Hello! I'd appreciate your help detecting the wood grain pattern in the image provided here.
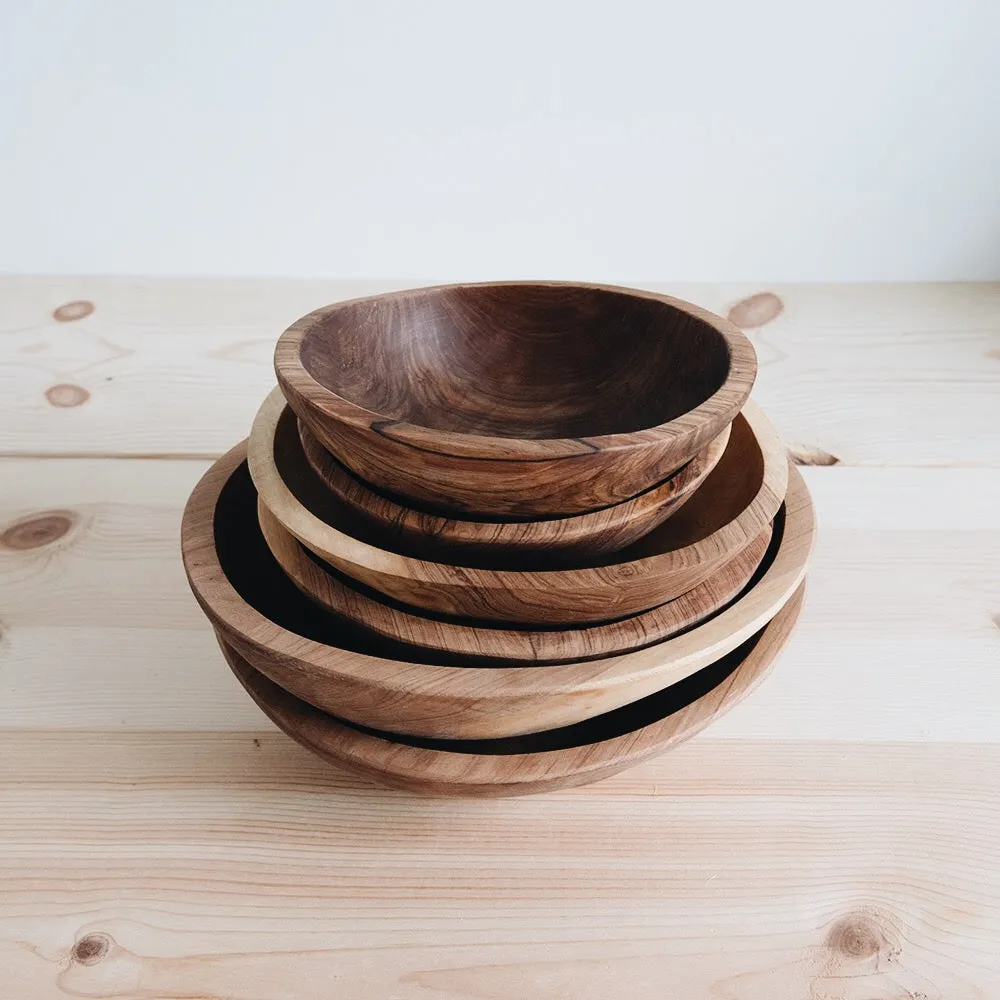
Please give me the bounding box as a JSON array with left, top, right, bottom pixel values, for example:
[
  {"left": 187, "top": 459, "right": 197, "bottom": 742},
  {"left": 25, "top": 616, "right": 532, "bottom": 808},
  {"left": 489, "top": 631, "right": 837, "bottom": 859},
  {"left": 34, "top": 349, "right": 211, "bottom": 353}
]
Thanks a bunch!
[
  {"left": 182, "top": 443, "right": 811, "bottom": 739},
  {"left": 258, "top": 499, "right": 772, "bottom": 666},
  {"left": 251, "top": 389, "right": 788, "bottom": 623},
  {"left": 220, "top": 586, "right": 804, "bottom": 796},
  {"left": 4, "top": 278, "right": 1000, "bottom": 1000},
  {"left": 298, "top": 418, "right": 731, "bottom": 561},
  {"left": 4, "top": 735, "right": 1000, "bottom": 998},
  {"left": 275, "top": 282, "right": 757, "bottom": 516}
]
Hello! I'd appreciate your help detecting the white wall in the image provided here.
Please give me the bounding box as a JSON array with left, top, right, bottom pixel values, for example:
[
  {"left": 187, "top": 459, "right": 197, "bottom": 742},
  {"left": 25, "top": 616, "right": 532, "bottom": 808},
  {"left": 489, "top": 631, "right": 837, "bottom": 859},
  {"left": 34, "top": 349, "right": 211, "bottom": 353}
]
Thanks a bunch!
[{"left": 2, "top": 0, "right": 999, "bottom": 281}]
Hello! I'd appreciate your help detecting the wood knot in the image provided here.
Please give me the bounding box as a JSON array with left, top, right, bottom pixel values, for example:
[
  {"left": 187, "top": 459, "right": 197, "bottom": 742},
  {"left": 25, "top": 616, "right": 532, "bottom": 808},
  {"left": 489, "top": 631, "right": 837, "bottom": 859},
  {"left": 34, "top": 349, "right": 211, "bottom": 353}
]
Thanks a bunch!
[
  {"left": 727, "top": 291, "right": 784, "bottom": 329},
  {"left": 53, "top": 300, "right": 95, "bottom": 322},
  {"left": 73, "top": 933, "right": 111, "bottom": 965},
  {"left": 45, "top": 383, "right": 91, "bottom": 408},
  {"left": 826, "top": 914, "right": 885, "bottom": 959},
  {"left": 614, "top": 562, "right": 641, "bottom": 579},
  {"left": 1, "top": 511, "right": 76, "bottom": 550},
  {"left": 788, "top": 444, "right": 840, "bottom": 466}
]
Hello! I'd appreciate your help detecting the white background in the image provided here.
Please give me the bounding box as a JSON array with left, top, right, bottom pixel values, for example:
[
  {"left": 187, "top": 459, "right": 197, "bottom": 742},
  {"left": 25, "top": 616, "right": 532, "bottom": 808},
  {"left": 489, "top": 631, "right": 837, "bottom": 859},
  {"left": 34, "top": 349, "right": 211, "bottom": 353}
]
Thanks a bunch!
[{"left": 2, "top": 0, "right": 999, "bottom": 281}]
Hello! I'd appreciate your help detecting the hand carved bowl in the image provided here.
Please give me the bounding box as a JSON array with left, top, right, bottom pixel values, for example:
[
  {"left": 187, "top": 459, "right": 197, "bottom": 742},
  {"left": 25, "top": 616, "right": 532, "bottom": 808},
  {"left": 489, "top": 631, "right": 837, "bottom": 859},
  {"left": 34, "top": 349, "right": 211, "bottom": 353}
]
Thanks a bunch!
[
  {"left": 180, "top": 443, "right": 812, "bottom": 739},
  {"left": 218, "top": 585, "right": 804, "bottom": 797},
  {"left": 248, "top": 389, "right": 788, "bottom": 625},
  {"left": 296, "top": 418, "right": 730, "bottom": 562},
  {"left": 257, "top": 499, "right": 772, "bottom": 666},
  {"left": 274, "top": 282, "right": 757, "bottom": 518}
]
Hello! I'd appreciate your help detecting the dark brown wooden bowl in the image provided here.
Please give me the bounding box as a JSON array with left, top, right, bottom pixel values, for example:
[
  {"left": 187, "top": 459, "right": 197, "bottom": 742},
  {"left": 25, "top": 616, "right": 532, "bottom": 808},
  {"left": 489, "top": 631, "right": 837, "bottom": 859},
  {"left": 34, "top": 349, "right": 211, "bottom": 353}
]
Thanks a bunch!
[
  {"left": 258, "top": 498, "right": 772, "bottom": 666},
  {"left": 296, "top": 418, "right": 731, "bottom": 562},
  {"left": 217, "top": 585, "right": 804, "bottom": 797},
  {"left": 249, "top": 389, "right": 788, "bottom": 624},
  {"left": 274, "top": 282, "right": 757, "bottom": 518},
  {"left": 181, "top": 442, "right": 813, "bottom": 739}
]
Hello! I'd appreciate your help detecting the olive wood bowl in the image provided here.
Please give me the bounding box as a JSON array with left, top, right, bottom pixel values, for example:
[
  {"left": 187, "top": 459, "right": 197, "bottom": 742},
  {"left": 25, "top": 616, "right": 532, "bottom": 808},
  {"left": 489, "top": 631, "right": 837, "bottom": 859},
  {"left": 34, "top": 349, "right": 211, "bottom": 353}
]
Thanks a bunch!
[
  {"left": 249, "top": 390, "right": 787, "bottom": 624},
  {"left": 181, "top": 443, "right": 812, "bottom": 739},
  {"left": 297, "top": 418, "right": 730, "bottom": 561},
  {"left": 258, "top": 499, "right": 772, "bottom": 666},
  {"left": 218, "top": 586, "right": 804, "bottom": 797},
  {"left": 274, "top": 282, "right": 756, "bottom": 517}
]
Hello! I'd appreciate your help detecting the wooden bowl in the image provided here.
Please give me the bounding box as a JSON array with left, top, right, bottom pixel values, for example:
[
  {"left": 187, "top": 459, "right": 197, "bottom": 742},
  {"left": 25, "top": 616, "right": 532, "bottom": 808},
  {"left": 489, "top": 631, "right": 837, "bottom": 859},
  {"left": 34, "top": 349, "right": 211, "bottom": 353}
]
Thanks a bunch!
[
  {"left": 181, "top": 443, "right": 812, "bottom": 739},
  {"left": 249, "top": 390, "right": 788, "bottom": 624},
  {"left": 297, "top": 418, "right": 731, "bottom": 562},
  {"left": 218, "top": 586, "right": 804, "bottom": 797},
  {"left": 274, "top": 282, "right": 757, "bottom": 518},
  {"left": 258, "top": 499, "right": 772, "bottom": 666}
]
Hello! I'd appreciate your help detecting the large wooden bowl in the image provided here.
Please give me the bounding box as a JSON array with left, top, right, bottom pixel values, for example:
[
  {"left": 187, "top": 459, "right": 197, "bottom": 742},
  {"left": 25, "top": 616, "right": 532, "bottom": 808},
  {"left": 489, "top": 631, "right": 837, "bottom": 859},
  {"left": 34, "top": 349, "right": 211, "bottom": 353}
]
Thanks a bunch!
[
  {"left": 219, "top": 586, "right": 803, "bottom": 797},
  {"left": 297, "top": 418, "right": 730, "bottom": 562},
  {"left": 258, "top": 499, "right": 772, "bottom": 666},
  {"left": 249, "top": 391, "right": 787, "bottom": 624},
  {"left": 181, "top": 443, "right": 813, "bottom": 739},
  {"left": 274, "top": 282, "right": 757, "bottom": 518}
]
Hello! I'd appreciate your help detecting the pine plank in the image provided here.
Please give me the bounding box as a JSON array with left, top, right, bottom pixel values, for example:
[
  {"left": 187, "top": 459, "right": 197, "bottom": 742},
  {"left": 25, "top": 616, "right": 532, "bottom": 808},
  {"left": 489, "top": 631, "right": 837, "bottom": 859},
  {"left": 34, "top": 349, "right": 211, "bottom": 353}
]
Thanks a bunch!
[{"left": 2, "top": 735, "right": 998, "bottom": 997}]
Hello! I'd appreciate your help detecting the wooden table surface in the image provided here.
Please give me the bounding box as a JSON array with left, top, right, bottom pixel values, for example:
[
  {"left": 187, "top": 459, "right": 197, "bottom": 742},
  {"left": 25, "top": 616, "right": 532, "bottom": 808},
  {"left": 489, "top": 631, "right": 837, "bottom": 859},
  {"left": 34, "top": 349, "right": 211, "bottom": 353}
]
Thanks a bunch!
[{"left": 2, "top": 278, "right": 999, "bottom": 998}]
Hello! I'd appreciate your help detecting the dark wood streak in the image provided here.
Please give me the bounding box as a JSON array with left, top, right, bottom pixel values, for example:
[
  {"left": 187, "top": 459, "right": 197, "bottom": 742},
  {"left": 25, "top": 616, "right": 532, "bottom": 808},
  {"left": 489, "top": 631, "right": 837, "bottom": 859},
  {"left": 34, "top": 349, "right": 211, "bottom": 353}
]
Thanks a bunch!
[
  {"left": 297, "top": 412, "right": 731, "bottom": 562},
  {"left": 275, "top": 282, "right": 757, "bottom": 516},
  {"left": 248, "top": 389, "right": 789, "bottom": 624}
]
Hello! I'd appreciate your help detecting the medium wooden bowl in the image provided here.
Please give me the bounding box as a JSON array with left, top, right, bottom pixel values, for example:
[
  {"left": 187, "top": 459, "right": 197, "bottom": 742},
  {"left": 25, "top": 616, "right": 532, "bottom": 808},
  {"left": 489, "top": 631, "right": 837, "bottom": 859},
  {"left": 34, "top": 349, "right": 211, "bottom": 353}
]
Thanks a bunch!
[
  {"left": 296, "top": 419, "right": 731, "bottom": 561},
  {"left": 258, "top": 499, "right": 772, "bottom": 666},
  {"left": 274, "top": 282, "right": 757, "bottom": 518},
  {"left": 219, "top": 586, "right": 804, "bottom": 797},
  {"left": 249, "top": 390, "right": 788, "bottom": 624},
  {"left": 181, "top": 443, "right": 812, "bottom": 739}
]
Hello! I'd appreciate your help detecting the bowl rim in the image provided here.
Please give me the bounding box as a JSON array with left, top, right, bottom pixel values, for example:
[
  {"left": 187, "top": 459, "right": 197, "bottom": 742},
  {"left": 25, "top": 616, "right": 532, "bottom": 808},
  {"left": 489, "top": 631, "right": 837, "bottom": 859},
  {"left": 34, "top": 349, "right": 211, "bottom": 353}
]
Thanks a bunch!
[
  {"left": 217, "top": 587, "right": 804, "bottom": 795},
  {"left": 248, "top": 388, "right": 788, "bottom": 591},
  {"left": 257, "top": 497, "right": 773, "bottom": 667},
  {"left": 181, "top": 441, "right": 811, "bottom": 738},
  {"left": 274, "top": 281, "right": 758, "bottom": 462}
]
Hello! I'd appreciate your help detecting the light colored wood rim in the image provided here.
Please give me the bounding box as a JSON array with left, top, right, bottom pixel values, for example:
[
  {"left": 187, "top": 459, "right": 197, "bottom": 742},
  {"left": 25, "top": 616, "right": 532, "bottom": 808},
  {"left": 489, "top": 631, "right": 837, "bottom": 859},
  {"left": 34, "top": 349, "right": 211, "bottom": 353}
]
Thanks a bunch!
[
  {"left": 182, "top": 442, "right": 812, "bottom": 739},
  {"left": 219, "top": 586, "right": 804, "bottom": 797},
  {"left": 248, "top": 388, "right": 789, "bottom": 624},
  {"left": 274, "top": 281, "right": 757, "bottom": 461},
  {"left": 258, "top": 498, "right": 773, "bottom": 666},
  {"left": 296, "top": 418, "right": 731, "bottom": 556}
]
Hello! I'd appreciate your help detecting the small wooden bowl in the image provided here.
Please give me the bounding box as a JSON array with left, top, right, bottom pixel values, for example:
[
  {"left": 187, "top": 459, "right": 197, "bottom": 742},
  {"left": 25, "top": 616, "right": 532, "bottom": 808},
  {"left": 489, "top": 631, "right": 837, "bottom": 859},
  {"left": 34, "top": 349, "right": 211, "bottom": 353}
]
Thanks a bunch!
[
  {"left": 181, "top": 443, "right": 813, "bottom": 739},
  {"left": 219, "top": 586, "right": 804, "bottom": 797},
  {"left": 275, "top": 282, "right": 757, "bottom": 518},
  {"left": 258, "top": 500, "right": 772, "bottom": 666},
  {"left": 296, "top": 419, "right": 731, "bottom": 562},
  {"left": 249, "top": 390, "right": 788, "bottom": 624}
]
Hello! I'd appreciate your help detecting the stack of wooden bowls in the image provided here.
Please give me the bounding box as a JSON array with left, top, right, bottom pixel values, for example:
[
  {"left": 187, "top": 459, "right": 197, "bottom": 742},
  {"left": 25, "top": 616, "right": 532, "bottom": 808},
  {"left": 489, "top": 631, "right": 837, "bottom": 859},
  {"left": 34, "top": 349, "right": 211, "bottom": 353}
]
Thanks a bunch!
[{"left": 182, "top": 282, "right": 814, "bottom": 796}]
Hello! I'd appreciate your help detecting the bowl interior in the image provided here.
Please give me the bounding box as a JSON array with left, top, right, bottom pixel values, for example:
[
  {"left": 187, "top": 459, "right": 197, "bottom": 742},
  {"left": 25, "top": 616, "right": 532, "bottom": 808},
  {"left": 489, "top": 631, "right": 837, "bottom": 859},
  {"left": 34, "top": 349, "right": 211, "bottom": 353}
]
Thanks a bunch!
[
  {"left": 299, "top": 284, "right": 732, "bottom": 439},
  {"left": 217, "top": 460, "right": 450, "bottom": 664},
  {"left": 271, "top": 405, "right": 762, "bottom": 571}
]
